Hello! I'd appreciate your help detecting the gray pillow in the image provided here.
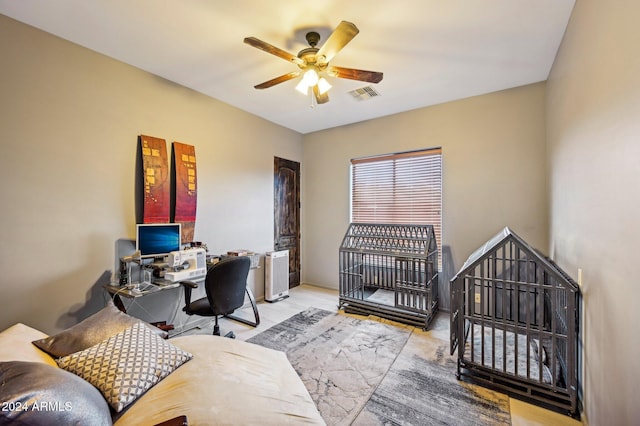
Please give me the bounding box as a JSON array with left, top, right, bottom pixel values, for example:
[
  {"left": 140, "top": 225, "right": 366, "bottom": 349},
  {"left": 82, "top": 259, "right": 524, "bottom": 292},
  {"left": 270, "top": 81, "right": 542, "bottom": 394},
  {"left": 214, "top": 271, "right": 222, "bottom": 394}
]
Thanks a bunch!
[
  {"left": 0, "top": 361, "right": 111, "bottom": 426},
  {"left": 32, "top": 299, "right": 168, "bottom": 358},
  {"left": 57, "top": 323, "right": 192, "bottom": 412}
]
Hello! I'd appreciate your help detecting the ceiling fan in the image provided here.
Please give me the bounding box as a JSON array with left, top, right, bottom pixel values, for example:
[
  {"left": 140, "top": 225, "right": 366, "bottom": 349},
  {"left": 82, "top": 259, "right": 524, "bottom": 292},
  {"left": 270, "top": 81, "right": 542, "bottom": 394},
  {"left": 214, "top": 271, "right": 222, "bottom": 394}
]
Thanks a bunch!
[{"left": 244, "top": 21, "right": 383, "bottom": 105}]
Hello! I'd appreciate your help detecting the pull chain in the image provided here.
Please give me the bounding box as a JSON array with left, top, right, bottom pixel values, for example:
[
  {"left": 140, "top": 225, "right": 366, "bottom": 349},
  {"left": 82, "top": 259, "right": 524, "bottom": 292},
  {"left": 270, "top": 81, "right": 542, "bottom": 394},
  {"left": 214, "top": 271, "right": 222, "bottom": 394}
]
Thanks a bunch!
[{"left": 309, "top": 89, "right": 315, "bottom": 109}]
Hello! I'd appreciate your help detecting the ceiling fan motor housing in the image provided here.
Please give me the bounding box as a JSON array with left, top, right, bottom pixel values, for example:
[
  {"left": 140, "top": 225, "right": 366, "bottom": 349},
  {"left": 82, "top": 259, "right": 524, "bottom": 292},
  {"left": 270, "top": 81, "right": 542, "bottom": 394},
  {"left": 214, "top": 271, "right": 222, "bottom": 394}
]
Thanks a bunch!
[
  {"left": 298, "top": 47, "right": 321, "bottom": 67},
  {"left": 298, "top": 31, "right": 324, "bottom": 68}
]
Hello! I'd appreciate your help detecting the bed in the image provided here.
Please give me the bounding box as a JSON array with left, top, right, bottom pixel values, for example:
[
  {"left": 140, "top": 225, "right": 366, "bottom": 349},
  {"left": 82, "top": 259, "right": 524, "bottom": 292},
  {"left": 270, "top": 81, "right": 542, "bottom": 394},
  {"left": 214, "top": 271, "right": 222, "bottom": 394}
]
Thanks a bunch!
[
  {"left": 0, "top": 301, "right": 325, "bottom": 425},
  {"left": 450, "top": 227, "right": 580, "bottom": 417}
]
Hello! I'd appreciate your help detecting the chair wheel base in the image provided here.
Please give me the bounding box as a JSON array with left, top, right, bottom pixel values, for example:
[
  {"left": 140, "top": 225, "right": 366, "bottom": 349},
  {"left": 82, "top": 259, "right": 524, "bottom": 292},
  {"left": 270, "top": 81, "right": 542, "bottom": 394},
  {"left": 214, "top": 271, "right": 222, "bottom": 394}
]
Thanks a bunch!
[{"left": 213, "top": 324, "right": 235, "bottom": 339}]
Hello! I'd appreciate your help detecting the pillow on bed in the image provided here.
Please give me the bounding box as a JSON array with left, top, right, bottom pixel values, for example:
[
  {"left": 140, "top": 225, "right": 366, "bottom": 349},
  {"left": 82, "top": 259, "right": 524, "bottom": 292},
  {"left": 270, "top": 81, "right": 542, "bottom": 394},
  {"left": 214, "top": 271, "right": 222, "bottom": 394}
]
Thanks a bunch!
[
  {"left": 0, "top": 360, "right": 111, "bottom": 426},
  {"left": 32, "top": 299, "right": 167, "bottom": 358},
  {"left": 56, "top": 322, "right": 192, "bottom": 412}
]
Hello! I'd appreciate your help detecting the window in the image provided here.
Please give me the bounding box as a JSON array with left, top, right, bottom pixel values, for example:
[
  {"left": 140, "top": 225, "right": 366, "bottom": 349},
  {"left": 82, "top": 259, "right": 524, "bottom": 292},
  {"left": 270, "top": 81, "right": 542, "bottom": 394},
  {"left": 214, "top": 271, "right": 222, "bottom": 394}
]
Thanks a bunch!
[{"left": 351, "top": 148, "right": 442, "bottom": 267}]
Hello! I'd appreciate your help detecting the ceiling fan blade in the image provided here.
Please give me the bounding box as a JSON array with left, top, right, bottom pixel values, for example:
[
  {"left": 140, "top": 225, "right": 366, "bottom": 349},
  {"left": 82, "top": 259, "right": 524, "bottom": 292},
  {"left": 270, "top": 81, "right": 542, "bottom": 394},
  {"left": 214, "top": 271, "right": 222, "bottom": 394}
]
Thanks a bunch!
[
  {"left": 244, "top": 37, "right": 305, "bottom": 66},
  {"left": 316, "top": 21, "right": 359, "bottom": 64},
  {"left": 328, "top": 66, "right": 383, "bottom": 84},
  {"left": 254, "top": 71, "right": 301, "bottom": 89},
  {"left": 313, "top": 85, "right": 329, "bottom": 104}
]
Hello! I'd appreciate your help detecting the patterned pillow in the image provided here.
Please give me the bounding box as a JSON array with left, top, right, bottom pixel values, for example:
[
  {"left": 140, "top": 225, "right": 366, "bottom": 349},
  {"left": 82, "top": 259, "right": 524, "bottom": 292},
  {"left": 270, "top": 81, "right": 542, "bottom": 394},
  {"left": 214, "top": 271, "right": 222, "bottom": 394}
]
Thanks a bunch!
[{"left": 56, "top": 323, "right": 192, "bottom": 412}]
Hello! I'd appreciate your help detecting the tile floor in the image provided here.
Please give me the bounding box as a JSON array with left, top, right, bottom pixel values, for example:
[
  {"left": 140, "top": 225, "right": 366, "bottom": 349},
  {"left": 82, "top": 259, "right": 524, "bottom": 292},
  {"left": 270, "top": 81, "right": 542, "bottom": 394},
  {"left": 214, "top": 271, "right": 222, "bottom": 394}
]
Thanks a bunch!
[{"left": 177, "top": 284, "right": 583, "bottom": 426}]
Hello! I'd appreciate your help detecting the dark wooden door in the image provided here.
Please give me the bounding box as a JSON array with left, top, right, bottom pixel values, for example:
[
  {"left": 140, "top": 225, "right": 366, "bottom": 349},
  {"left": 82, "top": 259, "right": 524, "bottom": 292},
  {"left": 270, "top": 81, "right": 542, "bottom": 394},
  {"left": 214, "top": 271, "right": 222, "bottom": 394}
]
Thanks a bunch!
[{"left": 274, "top": 157, "right": 300, "bottom": 288}]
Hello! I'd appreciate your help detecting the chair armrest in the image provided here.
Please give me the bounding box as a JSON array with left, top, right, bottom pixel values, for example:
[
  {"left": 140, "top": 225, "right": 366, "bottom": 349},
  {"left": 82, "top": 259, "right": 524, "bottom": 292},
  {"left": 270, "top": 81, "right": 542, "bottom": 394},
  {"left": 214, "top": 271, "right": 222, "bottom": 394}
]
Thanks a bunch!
[
  {"left": 180, "top": 281, "right": 199, "bottom": 312},
  {"left": 180, "top": 281, "right": 199, "bottom": 289}
]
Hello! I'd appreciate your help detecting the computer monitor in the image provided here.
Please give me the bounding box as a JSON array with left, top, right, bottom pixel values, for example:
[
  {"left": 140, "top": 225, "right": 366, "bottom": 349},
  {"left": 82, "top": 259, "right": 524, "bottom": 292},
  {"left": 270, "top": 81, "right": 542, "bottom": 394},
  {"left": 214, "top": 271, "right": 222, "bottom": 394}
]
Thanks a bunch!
[{"left": 136, "top": 223, "right": 182, "bottom": 258}]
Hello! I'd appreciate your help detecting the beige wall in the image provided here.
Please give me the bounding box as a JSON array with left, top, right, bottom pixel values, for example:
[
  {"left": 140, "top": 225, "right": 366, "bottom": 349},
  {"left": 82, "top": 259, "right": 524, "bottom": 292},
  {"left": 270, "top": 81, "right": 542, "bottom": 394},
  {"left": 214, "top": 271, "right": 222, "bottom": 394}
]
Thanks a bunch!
[
  {"left": 546, "top": 0, "right": 640, "bottom": 424},
  {"left": 302, "top": 82, "right": 549, "bottom": 310},
  {"left": 0, "top": 15, "right": 302, "bottom": 333}
]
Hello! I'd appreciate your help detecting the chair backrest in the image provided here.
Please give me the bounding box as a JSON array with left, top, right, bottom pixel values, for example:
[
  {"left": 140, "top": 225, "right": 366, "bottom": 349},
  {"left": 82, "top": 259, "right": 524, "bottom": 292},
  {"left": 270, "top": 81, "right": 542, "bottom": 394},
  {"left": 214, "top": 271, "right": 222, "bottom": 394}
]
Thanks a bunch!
[{"left": 205, "top": 256, "right": 251, "bottom": 316}]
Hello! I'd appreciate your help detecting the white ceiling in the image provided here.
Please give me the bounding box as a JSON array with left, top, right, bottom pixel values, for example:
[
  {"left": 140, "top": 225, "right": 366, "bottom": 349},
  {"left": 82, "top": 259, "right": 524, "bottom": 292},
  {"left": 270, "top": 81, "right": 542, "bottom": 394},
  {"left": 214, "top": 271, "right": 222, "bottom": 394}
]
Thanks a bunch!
[{"left": 0, "top": 0, "right": 575, "bottom": 134}]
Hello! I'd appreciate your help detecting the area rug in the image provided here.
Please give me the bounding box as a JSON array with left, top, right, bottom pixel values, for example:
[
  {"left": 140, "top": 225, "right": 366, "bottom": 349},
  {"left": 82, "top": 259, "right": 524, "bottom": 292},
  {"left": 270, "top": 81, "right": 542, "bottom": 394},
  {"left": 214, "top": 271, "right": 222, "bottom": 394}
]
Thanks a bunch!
[
  {"left": 352, "top": 331, "right": 512, "bottom": 425},
  {"left": 247, "top": 307, "right": 412, "bottom": 426}
]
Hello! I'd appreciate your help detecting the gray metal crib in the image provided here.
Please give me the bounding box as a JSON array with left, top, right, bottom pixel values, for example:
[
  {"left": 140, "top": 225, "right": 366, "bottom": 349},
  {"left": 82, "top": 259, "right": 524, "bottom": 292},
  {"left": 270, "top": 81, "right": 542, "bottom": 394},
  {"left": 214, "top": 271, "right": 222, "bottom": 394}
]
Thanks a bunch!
[
  {"left": 339, "top": 223, "right": 439, "bottom": 329},
  {"left": 450, "top": 227, "right": 581, "bottom": 417}
]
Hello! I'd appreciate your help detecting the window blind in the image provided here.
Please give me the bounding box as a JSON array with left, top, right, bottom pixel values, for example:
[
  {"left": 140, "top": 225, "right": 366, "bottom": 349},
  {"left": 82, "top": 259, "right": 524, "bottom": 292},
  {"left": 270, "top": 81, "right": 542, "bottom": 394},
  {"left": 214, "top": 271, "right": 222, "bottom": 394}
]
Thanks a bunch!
[{"left": 351, "top": 148, "right": 442, "bottom": 267}]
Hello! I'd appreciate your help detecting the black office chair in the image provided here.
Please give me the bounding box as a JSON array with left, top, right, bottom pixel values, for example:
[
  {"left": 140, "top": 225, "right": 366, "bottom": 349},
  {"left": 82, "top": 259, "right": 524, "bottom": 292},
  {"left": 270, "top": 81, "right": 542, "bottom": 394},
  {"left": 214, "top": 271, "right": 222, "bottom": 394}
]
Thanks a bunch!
[{"left": 181, "top": 256, "right": 258, "bottom": 338}]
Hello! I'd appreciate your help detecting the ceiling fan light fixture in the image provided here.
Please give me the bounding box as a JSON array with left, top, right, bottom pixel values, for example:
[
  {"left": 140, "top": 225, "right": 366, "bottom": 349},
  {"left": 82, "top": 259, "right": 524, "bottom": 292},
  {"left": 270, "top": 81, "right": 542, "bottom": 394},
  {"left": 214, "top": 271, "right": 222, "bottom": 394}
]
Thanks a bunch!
[
  {"left": 296, "top": 67, "right": 328, "bottom": 96},
  {"left": 317, "top": 77, "right": 331, "bottom": 95},
  {"left": 302, "top": 68, "right": 319, "bottom": 86},
  {"left": 295, "top": 79, "right": 309, "bottom": 95}
]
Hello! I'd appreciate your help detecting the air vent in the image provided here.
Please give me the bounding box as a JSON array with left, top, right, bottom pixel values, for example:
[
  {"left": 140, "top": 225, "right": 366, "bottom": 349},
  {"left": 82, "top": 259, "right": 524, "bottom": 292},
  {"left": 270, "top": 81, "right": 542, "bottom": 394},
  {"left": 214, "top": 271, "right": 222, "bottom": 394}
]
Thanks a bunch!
[{"left": 349, "top": 86, "right": 381, "bottom": 101}]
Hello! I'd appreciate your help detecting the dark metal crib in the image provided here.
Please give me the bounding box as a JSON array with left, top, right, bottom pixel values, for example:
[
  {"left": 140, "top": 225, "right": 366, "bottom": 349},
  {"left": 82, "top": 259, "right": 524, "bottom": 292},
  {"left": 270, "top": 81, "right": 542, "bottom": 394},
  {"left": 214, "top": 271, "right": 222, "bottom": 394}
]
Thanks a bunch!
[
  {"left": 339, "top": 223, "right": 439, "bottom": 329},
  {"left": 450, "top": 227, "right": 581, "bottom": 417}
]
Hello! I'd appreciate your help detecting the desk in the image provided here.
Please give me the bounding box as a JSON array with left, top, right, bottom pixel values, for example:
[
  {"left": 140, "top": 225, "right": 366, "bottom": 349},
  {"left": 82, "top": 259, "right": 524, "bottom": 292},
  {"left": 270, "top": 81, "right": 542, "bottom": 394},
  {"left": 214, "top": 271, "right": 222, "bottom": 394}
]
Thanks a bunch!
[
  {"left": 104, "top": 280, "right": 181, "bottom": 299},
  {"left": 104, "top": 277, "right": 260, "bottom": 330},
  {"left": 103, "top": 281, "right": 183, "bottom": 332}
]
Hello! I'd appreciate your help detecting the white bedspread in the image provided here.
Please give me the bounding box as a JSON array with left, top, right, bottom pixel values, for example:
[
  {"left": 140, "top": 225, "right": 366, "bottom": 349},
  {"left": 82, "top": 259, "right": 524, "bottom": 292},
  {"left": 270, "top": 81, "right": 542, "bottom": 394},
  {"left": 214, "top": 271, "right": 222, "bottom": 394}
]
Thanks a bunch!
[
  {"left": 0, "top": 323, "right": 325, "bottom": 425},
  {"left": 115, "top": 334, "right": 325, "bottom": 425}
]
